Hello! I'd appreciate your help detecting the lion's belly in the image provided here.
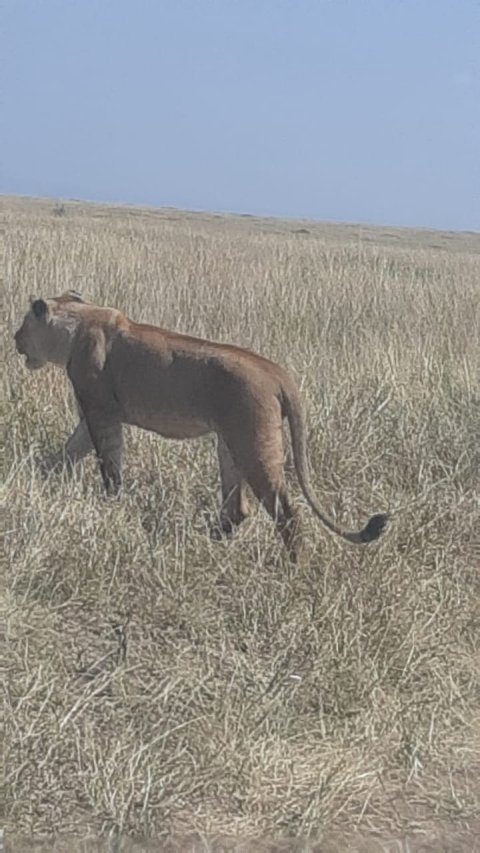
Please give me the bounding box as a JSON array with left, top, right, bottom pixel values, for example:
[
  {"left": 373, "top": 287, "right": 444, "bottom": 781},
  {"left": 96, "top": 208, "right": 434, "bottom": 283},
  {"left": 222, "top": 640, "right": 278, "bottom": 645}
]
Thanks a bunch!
[{"left": 125, "top": 408, "right": 212, "bottom": 440}]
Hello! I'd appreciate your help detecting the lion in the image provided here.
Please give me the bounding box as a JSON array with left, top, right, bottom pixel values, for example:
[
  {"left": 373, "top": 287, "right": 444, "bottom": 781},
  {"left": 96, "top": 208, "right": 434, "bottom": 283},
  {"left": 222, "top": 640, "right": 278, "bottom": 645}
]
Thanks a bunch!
[{"left": 14, "top": 291, "right": 387, "bottom": 560}]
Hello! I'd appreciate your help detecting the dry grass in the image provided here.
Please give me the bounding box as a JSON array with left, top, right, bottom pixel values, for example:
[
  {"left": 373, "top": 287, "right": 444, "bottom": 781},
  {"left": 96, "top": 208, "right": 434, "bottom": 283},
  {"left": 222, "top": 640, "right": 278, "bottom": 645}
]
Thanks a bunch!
[{"left": 2, "top": 195, "right": 480, "bottom": 850}]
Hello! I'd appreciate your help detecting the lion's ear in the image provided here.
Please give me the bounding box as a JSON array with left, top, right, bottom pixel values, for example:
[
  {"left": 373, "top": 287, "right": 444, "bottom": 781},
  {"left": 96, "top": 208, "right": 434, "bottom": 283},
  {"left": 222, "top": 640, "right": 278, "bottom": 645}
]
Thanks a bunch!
[
  {"left": 31, "top": 298, "right": 48, "bottom": 319},
  {"left": 66, "top": 290, "right": 85, "bottom": 303}
]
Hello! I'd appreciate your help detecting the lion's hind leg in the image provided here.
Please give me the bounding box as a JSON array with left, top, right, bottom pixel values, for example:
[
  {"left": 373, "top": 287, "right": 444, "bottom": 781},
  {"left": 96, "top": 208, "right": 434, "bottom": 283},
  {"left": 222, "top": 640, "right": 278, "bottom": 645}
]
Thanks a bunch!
[
  {"left": 214, "top": 436, "right": 251, "bottom": 537},
  {"left": 224, "top": 422, "right": 302, "bottom": 562},
  {"left": 249, "top": 469, "right": 301, "bottom": 563}
]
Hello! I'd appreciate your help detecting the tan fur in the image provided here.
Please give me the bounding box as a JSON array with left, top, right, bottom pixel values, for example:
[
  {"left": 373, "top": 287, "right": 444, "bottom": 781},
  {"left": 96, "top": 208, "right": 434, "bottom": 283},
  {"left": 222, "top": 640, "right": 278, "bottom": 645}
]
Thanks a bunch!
[{"left": 14, "top": 292, "right": 387, "bottom": 560}]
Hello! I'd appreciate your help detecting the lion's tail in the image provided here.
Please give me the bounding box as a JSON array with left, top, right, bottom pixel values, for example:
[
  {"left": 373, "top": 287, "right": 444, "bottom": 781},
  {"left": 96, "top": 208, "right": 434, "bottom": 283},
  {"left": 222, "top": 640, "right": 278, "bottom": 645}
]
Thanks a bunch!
[{"left": 282, "top": 384, "right": 387, "bottom": 545}]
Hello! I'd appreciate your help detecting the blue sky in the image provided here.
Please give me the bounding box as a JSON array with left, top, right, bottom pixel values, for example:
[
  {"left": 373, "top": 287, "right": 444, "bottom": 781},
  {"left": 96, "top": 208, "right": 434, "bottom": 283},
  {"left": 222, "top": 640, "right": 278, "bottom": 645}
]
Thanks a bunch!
[{"left": 3, "top": 0, "right": 479, "bottom": 230}]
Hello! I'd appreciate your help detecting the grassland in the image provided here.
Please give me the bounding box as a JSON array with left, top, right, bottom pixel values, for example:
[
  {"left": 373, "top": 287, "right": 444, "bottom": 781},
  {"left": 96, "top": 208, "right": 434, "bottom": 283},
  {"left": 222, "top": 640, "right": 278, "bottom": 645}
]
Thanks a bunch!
[{"left": 3, "top": 195, "right": 480, "bottom": 851}]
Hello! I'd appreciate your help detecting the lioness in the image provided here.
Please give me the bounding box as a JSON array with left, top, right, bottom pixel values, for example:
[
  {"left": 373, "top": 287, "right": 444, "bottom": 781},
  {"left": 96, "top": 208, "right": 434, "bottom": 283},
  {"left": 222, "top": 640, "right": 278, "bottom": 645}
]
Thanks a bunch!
[{"left": 14, "top": 291, "right": 387, "bottom": 560}]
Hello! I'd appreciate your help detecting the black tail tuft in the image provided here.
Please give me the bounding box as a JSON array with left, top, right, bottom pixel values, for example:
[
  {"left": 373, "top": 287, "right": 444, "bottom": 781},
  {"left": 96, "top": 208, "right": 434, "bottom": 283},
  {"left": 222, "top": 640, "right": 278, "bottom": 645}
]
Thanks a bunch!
[{"left": 360, "top": 513, "right": 388, "bottom": 543}]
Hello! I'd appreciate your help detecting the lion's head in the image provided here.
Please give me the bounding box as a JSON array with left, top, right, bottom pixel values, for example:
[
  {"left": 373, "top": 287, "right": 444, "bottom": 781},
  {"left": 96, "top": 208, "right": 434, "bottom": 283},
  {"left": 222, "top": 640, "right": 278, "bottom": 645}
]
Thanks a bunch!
[{"left": 14, "top": 291, "right": 85, "bottom": 370}]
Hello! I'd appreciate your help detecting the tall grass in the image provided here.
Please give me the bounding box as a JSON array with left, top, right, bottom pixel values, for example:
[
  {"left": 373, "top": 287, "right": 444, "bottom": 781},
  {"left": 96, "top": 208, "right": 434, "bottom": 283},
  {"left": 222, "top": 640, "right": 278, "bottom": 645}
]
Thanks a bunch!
[{"left": 3, "top": 196, "right": 480, "bottom": 850}]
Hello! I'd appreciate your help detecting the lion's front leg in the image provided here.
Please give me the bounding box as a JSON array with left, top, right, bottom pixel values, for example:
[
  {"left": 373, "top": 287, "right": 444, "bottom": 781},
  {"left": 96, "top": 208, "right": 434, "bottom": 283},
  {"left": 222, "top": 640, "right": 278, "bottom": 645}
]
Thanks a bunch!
[
  {"left": 84, "top": 413, "right": 124, "bottom": 496},
  {"left": 41, "top": 417, "right": 94, "bottom": 473},
  {"left": 63, "top": 417, "right": 95, "bottom": 465}
]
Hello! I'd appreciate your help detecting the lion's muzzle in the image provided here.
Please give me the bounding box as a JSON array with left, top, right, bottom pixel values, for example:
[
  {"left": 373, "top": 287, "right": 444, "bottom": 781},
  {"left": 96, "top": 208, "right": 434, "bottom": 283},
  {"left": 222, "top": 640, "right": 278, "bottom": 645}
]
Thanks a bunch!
[{"left": 14, "top": 332, "right": 26, "bottom": 355}]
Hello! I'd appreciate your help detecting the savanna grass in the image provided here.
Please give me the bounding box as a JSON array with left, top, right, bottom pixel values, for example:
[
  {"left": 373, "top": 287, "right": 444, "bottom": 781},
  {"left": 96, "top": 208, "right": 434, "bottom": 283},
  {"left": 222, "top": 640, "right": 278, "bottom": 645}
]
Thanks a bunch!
[{"left": 3, "top": 196, "right": 480, "bottom": 850}]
